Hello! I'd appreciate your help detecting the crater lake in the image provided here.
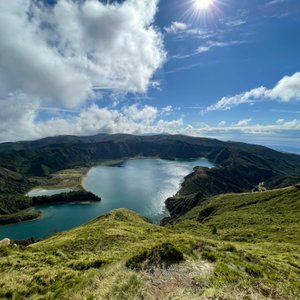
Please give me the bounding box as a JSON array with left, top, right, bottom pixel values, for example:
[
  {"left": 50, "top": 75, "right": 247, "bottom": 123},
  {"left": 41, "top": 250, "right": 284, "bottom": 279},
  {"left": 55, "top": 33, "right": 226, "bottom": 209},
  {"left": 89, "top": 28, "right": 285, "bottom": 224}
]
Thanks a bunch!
[{"left": 0, "top": 158, "right": 214, "bottom": 240}]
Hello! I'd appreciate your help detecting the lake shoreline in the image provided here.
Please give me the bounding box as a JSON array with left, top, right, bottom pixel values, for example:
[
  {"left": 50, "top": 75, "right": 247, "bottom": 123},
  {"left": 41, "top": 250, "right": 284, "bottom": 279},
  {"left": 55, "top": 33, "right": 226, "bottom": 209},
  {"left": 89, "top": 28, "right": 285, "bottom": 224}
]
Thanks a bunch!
[
  {"left": 29, "top": 156, "right": 211, "bottom": 194},
  {"left": 1, "top": 157, "right": 214, "bottom": 239},
  {"left": 0, "top": 209, "right": 42, "bottom": 226},
  {"left": 0, "top": 159, "right": 131, "bottom": 228}
]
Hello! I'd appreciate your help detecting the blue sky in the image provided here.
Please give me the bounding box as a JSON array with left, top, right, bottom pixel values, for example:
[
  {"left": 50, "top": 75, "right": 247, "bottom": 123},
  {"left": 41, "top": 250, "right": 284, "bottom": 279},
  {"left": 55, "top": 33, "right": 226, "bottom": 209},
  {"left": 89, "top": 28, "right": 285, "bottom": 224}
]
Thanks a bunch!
[
  {"left": 154, "top": 0, "right": 300, "bottom": 119},
  {"left": 0, "top": 0, "right": 299, "bottom": 153},
  {"left": 154, "top": 0, "right": 300, "bottom": 151}
]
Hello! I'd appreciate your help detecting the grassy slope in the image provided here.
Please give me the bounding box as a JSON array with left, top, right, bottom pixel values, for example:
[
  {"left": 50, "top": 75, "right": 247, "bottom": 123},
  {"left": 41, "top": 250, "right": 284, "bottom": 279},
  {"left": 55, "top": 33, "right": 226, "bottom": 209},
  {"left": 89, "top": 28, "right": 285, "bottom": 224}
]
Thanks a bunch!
[
  {"left": 1, "top": 186, "right": 300, "bottom": 299},
  {"left": 174, "top": 184, "right": 300, "bottom": 244}
]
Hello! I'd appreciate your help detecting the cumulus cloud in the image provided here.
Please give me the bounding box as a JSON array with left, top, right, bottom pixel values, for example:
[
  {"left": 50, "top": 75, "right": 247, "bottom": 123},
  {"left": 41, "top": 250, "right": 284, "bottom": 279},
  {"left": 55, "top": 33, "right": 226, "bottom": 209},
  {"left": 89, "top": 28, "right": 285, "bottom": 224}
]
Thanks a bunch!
[
  {"left": 207, "top": 72, "right": 300, "bottom": 111},
  {"left": 0, "top": 0, "right": 165, "bottom": 107},
  {"left": 268, "top": 73, "right": 300, "bottom": 101},
  {"left": 1, "top": 92, "right": 299, "bottom": 145},
  {"left": 0, "top": 94, "right": 184, "bottom": 142}
]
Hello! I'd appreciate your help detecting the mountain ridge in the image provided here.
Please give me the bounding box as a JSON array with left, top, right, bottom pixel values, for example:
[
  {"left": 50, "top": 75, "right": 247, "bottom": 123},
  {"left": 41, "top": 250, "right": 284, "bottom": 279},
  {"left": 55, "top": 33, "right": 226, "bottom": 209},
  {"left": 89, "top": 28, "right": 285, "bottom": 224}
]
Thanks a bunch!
[{"left": 0, "top": 133, "right": 300, "bottom": 224}]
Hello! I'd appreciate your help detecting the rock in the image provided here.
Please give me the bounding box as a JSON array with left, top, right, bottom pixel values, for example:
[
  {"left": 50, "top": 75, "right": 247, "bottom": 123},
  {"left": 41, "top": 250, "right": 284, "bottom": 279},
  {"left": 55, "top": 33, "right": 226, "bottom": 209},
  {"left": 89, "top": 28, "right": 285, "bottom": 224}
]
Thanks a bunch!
[{"left": 0, "top": 238, "right": 11, "bottom": 246}]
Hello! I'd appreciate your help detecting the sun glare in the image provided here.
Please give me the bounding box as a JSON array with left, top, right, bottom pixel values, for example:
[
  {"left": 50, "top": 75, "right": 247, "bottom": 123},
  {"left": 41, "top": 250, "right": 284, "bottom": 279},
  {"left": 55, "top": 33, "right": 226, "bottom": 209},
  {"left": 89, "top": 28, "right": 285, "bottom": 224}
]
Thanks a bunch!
[
  {"left": 194, "top": 0, "right": 213, "bottom": 11},
  {"left": 183, "top": 0, "right": 220, "bottom": 24}
]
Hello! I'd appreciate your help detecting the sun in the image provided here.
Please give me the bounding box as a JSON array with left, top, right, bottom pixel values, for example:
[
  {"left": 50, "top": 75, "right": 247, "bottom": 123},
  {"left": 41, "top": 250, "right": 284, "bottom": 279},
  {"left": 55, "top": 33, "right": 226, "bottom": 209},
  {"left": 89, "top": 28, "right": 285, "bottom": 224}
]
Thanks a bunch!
[
  {"left": 184, "top": 0, "right": 220, "bottom": 24},
  {"left": 194, "top": 0, "right": 213, "bottom": 11}
]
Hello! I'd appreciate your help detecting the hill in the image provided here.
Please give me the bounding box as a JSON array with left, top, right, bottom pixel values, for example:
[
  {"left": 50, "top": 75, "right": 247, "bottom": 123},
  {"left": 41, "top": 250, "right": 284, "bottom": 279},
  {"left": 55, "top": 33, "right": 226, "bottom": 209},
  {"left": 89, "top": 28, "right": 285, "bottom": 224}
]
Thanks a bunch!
[
  {"left": 0, "top": 167, "right": 32, "bottom": 195},
  {"left": 0, "top": 134, "right": 300, "bottom": 224},
  {"left": 0, "top": 186, "right": 299, "bottom": 299}
]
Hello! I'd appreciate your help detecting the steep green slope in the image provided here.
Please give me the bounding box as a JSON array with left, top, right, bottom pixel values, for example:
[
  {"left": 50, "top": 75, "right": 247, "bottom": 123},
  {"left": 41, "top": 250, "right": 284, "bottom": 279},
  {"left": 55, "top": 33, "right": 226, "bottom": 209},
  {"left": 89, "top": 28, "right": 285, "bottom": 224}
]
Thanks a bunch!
[
  {"left": 1, "top": 186, "right": 299, "bottom": 299},
  {"left": 173, "top": 184, "right": 300, "bottom": 244},
  {"left": 0, "top": 167, "right": 37, "bottom": 224},
  {"left": 165, "top": 146, "right": 300, "bottom": 220},
  {"left": 0, "top": 167, "right": 32, "bottom": 195}
]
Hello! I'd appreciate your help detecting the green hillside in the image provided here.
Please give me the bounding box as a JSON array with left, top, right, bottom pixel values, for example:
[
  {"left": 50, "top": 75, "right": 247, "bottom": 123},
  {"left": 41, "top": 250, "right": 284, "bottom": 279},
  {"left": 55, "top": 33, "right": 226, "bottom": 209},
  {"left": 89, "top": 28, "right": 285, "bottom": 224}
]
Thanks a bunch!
[
  {"left": 1, "top": 186, "right": 299, "bottom": 299},
  {"left": 173, "top": 184, "right": 300, "bottom": 244}
]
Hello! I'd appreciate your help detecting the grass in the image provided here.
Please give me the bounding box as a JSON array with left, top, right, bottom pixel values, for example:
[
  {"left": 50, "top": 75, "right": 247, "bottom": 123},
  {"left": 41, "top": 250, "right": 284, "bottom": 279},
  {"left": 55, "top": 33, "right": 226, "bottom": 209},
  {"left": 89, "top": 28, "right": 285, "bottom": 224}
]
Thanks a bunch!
[
  {"left": 174, "top": 185, "right": 300, "bottom": 244},
  {"left": 0, "top": 186, "right": 299, "bottom": 299}
]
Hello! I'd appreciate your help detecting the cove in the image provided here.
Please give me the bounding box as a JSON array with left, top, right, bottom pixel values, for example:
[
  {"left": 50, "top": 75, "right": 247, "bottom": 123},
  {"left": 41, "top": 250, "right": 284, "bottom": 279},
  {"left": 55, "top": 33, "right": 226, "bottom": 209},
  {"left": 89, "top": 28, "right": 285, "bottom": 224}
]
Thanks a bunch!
[{"left": 0, "top": 158, "right": 214, "bottom": 240}]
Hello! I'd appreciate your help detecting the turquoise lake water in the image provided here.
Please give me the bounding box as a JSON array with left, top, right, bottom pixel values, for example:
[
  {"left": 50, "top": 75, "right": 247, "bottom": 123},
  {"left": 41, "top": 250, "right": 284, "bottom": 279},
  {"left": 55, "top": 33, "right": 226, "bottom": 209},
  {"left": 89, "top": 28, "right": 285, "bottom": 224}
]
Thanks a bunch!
[{"left": 0, "top": 158, "right": 214, "bottom": 240}]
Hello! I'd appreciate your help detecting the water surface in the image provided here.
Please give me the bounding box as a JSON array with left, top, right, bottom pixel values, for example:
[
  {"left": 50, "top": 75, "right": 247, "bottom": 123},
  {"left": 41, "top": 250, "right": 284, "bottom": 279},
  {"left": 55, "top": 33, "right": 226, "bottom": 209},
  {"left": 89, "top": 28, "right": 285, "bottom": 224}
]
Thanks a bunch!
[{"left": 0, "top": 158, "right": 214, "bottom": 240}]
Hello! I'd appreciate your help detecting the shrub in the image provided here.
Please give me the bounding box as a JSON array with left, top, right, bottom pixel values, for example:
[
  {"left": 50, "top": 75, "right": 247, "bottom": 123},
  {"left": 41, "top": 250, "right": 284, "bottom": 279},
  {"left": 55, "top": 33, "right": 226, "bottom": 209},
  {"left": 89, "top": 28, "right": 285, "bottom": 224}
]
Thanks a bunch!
[
  {"left": 220, "top": 244, "right": 237, "bottom": 252},
  {"left": 245, "top": 264, "right": 263, "bottom": 278},
  {"left": 69, "top": 259, "right": 105, "bottom": 271},
  {"left": 0, "top": 246, "right": 12, "bottom": 257},
  {"left": 126, "top": 243, "right": 184, "bottom": 270},
  {"left": 201, "top": 251, "right": 217, "bottom": 262},
  {"left": 211, "top": 225, "right": 217, "bottom": 235},
  {"left": 197, "top": 206, "right": 216, "bottom": 223}
]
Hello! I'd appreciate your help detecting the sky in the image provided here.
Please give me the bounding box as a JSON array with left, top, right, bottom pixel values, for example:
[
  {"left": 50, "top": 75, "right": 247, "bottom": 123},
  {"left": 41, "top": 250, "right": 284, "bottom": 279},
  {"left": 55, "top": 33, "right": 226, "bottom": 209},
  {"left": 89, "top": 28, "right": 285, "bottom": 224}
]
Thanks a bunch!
[{"left": 0, "top": 0, "right": 300, "bottom": 153}]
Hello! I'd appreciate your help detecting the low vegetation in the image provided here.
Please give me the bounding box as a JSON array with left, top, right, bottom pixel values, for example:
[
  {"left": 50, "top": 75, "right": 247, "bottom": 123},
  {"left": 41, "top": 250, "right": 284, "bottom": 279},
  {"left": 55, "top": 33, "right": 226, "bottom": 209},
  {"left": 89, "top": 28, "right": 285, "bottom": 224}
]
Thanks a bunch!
[
  {"left": 0, "top": 185, "right": 299, "bottom": 299},
  {"left": 0, "top": 209, "right": 41, "bottom": 225},
  {"left": 32, "top": 191, "right": 101, "bottom": 205}
]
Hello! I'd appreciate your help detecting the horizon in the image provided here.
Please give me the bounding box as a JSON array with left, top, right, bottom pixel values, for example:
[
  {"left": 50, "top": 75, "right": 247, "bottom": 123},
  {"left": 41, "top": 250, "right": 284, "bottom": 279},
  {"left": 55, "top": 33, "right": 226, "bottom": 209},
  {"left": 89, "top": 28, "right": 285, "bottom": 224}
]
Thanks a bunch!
[
  {"left": 1, "top": 131, "right": 300, "bottom": 155},
  {"left": 0, "top": 0, "right": 299, "bottom": 152}
]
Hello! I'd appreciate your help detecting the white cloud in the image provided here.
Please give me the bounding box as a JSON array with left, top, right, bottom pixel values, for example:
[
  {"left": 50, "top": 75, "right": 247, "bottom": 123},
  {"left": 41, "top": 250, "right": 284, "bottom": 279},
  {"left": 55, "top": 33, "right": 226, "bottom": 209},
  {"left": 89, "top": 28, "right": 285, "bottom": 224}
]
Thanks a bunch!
[
  {"left": 235, "top": 118, "right": 252, "bottom": 126},
  {"left": 0, "top": 0, "right": 165, "bottom": 108},
  {"left": 268, "top": 73, "right": 300, "bottom": 101},
  {"left": 173, "top": 40, "right": 242, "bottom": 59},
  {"left": 180, "top": 119, "right": 300, "bottom": 140},
  {"left": 123, "top": 104, "right": 158, "bottom": 124},
  {"left": 218, "top": 121, "right": 226, "bottom": 126},
  {"left": 1, "top": 92, "right": 299, "bottom": 144},
  {"left": 265, "top": 0, "right": 287, "bottom": 6},
  {"left": 0, "top": 94, "right": 183, "bottom": 142},
  {"left": 164, "top": 21, "right": 188, "bottom": 34},
  {"left": 0, "top": 94, "right": 40, "bottom": 142},
  {"left": 161, "top": 105, "right": 173, "bottom": 115},
  {"left": 207, "top": 72, "right": 300, "bottom": 111},
  {"left": 224, "top": 19, "right": 246, "bottom": 27}
]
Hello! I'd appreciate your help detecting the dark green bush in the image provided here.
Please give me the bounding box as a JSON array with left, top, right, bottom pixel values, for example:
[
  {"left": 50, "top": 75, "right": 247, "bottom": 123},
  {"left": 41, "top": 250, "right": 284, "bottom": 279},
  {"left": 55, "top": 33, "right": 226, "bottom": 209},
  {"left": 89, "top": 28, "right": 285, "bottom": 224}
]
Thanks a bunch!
[
  {"left": 69, "top": 259, "right": 105, "bottom": 271},
  {"left": 220, "top": 244, "right": 237, "bottom": 252},
  {"left": 245, "top": 264, "right": 263, "bottom": 278},
  {"left": 126, "top": 243, "right": 184, "bottom": 270},
  {"left": 211, "top": 225, "right": 217, "bottom": 235},
  {"left": 201, "top": 251, "right": 217, "bottom": 262}
]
